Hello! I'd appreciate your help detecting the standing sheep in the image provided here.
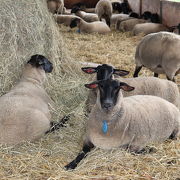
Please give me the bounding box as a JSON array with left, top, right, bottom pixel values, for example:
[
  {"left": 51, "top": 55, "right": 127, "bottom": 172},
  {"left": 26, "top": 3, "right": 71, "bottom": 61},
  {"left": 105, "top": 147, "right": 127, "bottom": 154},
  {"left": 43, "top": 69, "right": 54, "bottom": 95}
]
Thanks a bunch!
[
  {"left": 95, "top": 0, "right": 113, "bottom": 27},
  {"left": 47, "top": 0, "right": 64, "bottom": 14},
  {"left": 0, "top": 55, "right": 67, "bottom": 145},
  {"left": 70, "top": 17, "right": 111, "bottom": 34},
  {"left": 133, "top": 32, "right": 180, "bottom": 81},
  {"left": 82, "top": 64, "right": 180, "bottom": 113},
  {"left": 65, "top": 79, "right": 180, "bottom": 170}
]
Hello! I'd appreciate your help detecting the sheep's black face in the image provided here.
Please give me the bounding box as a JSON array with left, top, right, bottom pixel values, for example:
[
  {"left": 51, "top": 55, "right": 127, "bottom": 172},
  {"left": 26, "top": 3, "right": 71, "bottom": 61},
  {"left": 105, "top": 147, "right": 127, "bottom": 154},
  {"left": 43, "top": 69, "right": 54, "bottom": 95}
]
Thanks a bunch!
[
  {"left": 85, "top": 80, "right": 134, "bottom": 112},
  {"left": 27, "top": 54, "right": 53, "bottom": 73},
  {"left": 99, "top": 80, "right": 121, "bottom": 111},
  {"left": 71, "top": 6, "right": 80, "bottom": 13},
  {"left": 129, "top": 12, "right": 139, "bottom": 19},
  {"left": 112, "top": 2, "right": 122, "bottom": 13},
  {"left": 141, "top": 11, "right": 152, "bottom": 20},
  {"left": 121, "top": 2, "right": 132, "bottom": 14},
  {"left": 70, "top": 18, "right": 79, "bottom": 28},
  {"left": 96, "top": 64, "right": 114, "bottom": 80},
  {"left": 81, "top": 64, "right": 129, "bottom": 80},
  {"left": 151, "top": 13, "right": 160, "bottom": 23}
]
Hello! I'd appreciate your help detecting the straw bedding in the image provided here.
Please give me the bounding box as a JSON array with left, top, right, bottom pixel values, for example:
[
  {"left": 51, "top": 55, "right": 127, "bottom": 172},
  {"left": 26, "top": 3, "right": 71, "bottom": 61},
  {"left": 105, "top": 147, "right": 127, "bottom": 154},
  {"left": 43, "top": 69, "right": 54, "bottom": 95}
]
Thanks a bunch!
[{"left": 0, "top": 0, "right": 179, "bottom": 179}]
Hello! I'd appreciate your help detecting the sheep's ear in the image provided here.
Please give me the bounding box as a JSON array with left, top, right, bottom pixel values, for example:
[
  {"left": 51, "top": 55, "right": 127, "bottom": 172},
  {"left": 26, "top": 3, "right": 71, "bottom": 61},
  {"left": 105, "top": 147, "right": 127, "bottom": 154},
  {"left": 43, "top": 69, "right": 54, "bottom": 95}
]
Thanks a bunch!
[
  {"left": 85, "top": 82, "right": 98, "bottom": 89},
  {"left": 81, "top": 67, "right": 97, "bottom": 74},
  {"left": 120, "top": 82, "right": 134, "bottom": 91},
  {"left": 113, "top": 69, "right": 129, "bottom": 76}
]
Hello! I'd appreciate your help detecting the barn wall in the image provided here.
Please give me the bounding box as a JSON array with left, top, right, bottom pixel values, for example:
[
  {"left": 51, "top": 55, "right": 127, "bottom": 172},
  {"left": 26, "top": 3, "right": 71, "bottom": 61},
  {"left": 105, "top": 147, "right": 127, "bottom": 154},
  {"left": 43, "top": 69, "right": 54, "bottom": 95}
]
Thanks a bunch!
[
  {"left": 161, "top": 1, "right": 180, "bottom": 26},
  {"left": 142, "top": 0, "right": 160, "bottom": 14},
  {"left": 128, "top": 0, "right": 141, "bottom": 13}
]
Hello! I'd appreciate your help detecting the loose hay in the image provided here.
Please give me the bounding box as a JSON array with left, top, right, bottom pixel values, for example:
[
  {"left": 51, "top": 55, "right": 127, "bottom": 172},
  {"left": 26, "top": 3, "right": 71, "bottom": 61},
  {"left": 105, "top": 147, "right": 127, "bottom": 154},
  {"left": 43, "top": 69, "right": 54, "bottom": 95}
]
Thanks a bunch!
[{"left": 0, "top": 1, "right": 180, "bottom": 180}]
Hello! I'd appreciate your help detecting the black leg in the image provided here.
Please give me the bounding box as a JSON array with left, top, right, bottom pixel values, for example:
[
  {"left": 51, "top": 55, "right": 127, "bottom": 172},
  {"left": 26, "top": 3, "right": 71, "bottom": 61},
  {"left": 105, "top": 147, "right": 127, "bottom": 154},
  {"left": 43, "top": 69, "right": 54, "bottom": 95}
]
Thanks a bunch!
[
  {"left": 166, "top": 75, "right": 175, "bottom": 82},
  {"left": 45, "top": 115, "right": 70, "bottom": 134},
  {"left": 133, "top": 66, "right": 142, "bottom": 77},
  {"left": 65, "top": 141, "right": 94, "bottom": 170},
  {"left": 154, "top": 73, "right": 158, "bottom": 77}
]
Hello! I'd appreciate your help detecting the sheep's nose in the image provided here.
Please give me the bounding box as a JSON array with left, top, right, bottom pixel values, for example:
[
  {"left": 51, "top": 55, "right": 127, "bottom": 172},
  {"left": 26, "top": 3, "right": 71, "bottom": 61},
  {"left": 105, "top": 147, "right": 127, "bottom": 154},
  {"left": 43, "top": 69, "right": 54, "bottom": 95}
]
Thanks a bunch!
[{"left": 103, "top": 103, "right": 112, "bottom": 109}]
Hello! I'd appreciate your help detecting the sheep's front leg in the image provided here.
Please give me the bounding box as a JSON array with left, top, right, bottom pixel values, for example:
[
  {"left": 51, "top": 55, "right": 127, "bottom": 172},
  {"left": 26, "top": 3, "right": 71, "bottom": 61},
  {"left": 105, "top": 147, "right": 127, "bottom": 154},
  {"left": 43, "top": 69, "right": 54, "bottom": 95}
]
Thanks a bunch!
[
  {"left": 133, "top": 66, "right": 142, "bottom": 77},
  {"left": 45, "top": 115, "right": 70, "bottom": 134},
  {"left": 65, "top": 141, "right": 94, "bottom": 170}
]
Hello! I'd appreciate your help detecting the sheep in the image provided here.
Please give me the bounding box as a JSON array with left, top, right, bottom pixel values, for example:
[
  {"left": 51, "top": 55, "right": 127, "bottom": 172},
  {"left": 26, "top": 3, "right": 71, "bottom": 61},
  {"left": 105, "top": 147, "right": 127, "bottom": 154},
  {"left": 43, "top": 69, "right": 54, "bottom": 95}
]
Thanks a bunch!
[
  {"left": 116, "top": 18, "right": 147, "bottom": 32},
  {"left": 112, "top": 0, "right": 132, "bottom": 14},
  {"left": 71, "top": 6, "right": 99, "bottom": 22},
  {"left": 0, "top": 55, "right": 68, "bottom": 145},
  {"left": 65, "top": 79, "right": 180, "bottom": 170},
  {"left": 141, "top": 11, "right": 160, "bottom": 23},
  {"left": 95, "top": 0, "right": 113, "bottom": 27},
  {"left": 132, "top": 23, "right": 169, "bottom": 36},
  {"left": 82, "top": 64, "right": 180, "bottom": 114},
  {"left": 133, "top": 32, "right": 180, "bottom": 81},
  {"left": 173, "top": 23, "right": 180, "bottom": 34},
  {"left": 54, "top": 14, "right": 80, "bottom": 26},
  {"left": 70, "top": 17, "right": 111, "bottom": 34},
  {"left": 47, "top": 0, "right": 64, "bottom": 14},
  {"left": 110, "top": 12, "right": 139, "bottom": 27}
]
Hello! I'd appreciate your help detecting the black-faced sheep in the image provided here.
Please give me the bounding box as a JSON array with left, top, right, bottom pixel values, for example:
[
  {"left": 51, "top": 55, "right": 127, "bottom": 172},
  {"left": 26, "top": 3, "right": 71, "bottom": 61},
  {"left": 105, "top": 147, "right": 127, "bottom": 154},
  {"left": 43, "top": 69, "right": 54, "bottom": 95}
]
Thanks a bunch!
[
  {"left": 0, "top": 55, "right": 67, "bottom": 144},
  {"left": 65, "top": 79, "right": 180, "bottom": 169},
  {"left": 70, "top": 17, "right": 111, "bottom": 34}
]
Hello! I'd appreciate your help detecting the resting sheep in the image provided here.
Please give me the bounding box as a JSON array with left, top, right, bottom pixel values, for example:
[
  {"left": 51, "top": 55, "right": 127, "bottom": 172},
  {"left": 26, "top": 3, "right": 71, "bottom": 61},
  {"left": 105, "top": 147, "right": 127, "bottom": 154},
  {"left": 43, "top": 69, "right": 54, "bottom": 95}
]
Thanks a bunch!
[
  {"left": 116, "top": 18, "right": 147, "bottom": 32},
  {"left": 47, "top": 0, "right": 64, "bottom": 14},
  {"left": 65, "top": 79, "right": 180, "bottom": 170},
  {"left": 132, "top": 23, "right": 169, "bottom": 36},
  {"left": 95, "top": 0, "right": 113, "bottom": 27},
  {"left": 70, "top": 17, "right": 111, "bottom": 34},
  {"left": 54, "top": 14, "right": 80, "bottom": 26},
  {"left": 134, "top": 32, "right": 180, "bottom": 81},
  {"left": 82, "top": 64, "right": 180, "bottom": 113},
  {"left": 71, "top": 6, "right": 99, "bottom": 22},
  {"left": 0, "top": 55, "right": 67, "bottom": 145}
]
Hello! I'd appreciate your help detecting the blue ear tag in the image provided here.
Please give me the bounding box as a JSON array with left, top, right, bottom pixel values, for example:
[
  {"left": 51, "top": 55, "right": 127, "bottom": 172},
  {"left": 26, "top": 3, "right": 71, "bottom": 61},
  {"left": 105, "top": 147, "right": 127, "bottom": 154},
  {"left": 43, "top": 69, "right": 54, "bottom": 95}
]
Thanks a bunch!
[
  {"left": 77, "top": 29, "right": 80, "bottom": 33},
  {"left": 102, "top": 120, "right": 108, "bottom": 134}
]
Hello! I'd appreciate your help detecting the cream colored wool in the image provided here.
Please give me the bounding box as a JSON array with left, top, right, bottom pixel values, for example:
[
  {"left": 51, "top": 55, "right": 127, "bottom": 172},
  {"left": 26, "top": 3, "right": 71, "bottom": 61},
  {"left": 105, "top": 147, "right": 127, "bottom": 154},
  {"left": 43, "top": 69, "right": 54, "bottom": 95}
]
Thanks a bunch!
[
  {"left": 117, "top": 18, "right": 147, "bottom": 32},
  {"left": 87, "top": 90, "right": 180, "bottom": 151},
  {"left": 75, "top": 18, "right": 111, "bottom": 34},
  {"left": 73, "top": 10, "right": 99, "bottom": 22},
  {"left": 132, "top": 23, "right": 169, "bottom": 36},
  {"left": 135, "top": 32, "right": 180, "bottom": 80},
  {"left": 54, "top": 14, "right": 80, "bottom": 26},
  {"left": 47, "top": 0, "right": 64, "bottom": 14},
  {"left": 0, "top": 64, "right": 53, "bottom": 144}
]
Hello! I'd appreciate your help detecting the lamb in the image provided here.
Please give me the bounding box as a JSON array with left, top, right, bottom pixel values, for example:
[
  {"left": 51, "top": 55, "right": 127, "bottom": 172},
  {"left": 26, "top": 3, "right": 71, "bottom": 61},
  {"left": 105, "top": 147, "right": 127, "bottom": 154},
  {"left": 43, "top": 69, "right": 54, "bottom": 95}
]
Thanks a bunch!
[
  {"left": 116, "top": 18, "right": 147, "bottom": 32},
  {"left": 133, "top": 32, "right": 180, "bottom": 81},
  {"left": 70, "top": 17, "right": 111, "bottom": 34},
  {"left": 95, "top": 0, "right": 113, "bottom": 27},
  {"left": 82, "top": 64, "right": 180, "bottom": 113},
  {"left": 47, "top": 0, "right": 64, "bottom": 14},
  {"left": 65, "top": 79, "right": 180, "bottom": 170},
  {"left": 54, "top": 14, "right": 80, "bottom": 26},
  {"left": 71, "top": 6, "right": 99, "bottom": 22},
  {"left": 132, "top": 23, "right": 169, "bottom": 36},
  {"left": 0, "top": 55, "right": 67, "bottom": 145}
]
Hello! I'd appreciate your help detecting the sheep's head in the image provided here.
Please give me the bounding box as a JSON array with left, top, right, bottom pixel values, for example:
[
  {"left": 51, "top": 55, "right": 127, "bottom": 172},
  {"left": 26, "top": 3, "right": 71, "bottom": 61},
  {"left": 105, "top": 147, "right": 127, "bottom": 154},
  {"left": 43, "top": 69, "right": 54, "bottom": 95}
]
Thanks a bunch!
[
  {"left": 141, "top": 11, "right": 152, "bottom": 20},
  {"left": 82, "top": 64, "right": 129, "bottom": 80},
  {"left": 112, "top": 2, "right": 122, "bottom": 13},
  {"left": 85, "top": 80, "right": 134, "bottom": 112},
  {"left": 71, "top": 6, "right": 80, "bottom": 13},
  {"left": 70, "top": 18, "right": 81, "bottom": 28},
  {"left": 150, "top": 13, "right": 160, "bottom": 23},
  {"left": 27, "top": 54, "right": 53, "bottom": 73},
  {"left": 129, "top": 12, "right": 139, "bottom": 19}
]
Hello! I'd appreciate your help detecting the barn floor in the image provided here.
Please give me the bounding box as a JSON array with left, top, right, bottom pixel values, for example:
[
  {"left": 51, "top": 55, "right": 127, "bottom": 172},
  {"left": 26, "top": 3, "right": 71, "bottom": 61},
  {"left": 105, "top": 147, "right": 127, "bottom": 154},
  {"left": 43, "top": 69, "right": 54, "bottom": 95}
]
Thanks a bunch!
[{"left": 0, "top": 25, "right": 180, "bottom": 180}]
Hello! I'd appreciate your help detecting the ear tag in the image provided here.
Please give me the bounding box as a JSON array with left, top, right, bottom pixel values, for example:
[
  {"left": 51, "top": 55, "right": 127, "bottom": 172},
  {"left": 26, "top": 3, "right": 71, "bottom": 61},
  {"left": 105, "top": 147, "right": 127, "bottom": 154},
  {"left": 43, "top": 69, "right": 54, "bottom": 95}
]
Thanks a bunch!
[
  {"left": 102, "top": 120, "right": 108, "bottom": 134},
  {"left": 77, "top": 29, "right": 81, "bottom": 33}
]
